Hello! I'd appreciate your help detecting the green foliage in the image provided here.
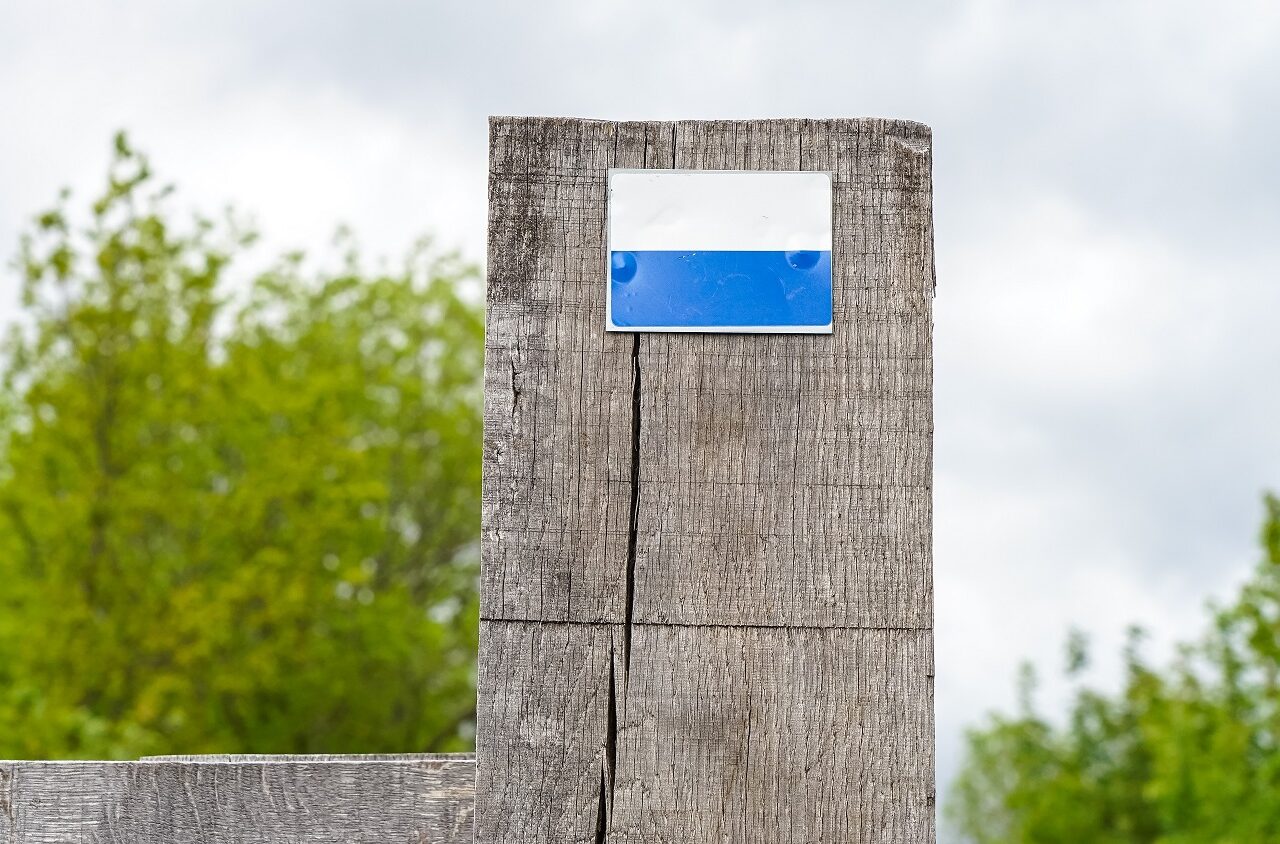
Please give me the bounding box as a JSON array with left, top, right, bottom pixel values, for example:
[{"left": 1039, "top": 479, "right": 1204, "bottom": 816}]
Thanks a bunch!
[
  {"left": 948, "top": 495, "right": 1280, "bottom": 843},
  {"left": 0, "top": 134, "right": 483, "bottom": 758}
]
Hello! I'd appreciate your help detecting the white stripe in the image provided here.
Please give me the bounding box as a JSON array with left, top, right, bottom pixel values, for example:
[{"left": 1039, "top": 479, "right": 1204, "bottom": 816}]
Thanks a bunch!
[{"left": 608, "top": 170, "right": 832, "bottom": 252}]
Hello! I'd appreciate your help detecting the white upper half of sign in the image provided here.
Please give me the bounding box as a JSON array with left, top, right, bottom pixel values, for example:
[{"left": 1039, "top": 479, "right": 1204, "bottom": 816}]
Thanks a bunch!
[{"left": 608, "top": 170, "right": 833, "bottom": 252}]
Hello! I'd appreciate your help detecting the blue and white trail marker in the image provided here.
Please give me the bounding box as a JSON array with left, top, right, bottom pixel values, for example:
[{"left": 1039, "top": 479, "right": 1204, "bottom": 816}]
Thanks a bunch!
[{"left": 606, "top": 169, "right": 833, "bottom": 333}]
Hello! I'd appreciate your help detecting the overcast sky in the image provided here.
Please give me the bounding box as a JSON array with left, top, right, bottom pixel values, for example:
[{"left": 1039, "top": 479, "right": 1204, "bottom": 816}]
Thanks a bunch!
[{"left": 4, "top": 0, "right": 1279, "bottom": 830}]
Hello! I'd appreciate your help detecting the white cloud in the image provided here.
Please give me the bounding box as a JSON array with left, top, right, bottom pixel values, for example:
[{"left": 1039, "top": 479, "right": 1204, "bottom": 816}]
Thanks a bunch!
[{"left": 935, "top": 193, "right": 1280, "bottom": 796}]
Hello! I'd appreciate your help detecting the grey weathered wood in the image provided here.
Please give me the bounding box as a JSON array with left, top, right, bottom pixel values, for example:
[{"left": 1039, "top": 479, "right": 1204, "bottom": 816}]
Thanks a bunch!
[
  {"left": 476, "top": 119, "right": 671, "bottom": 843},
  {"left": 632, "top": 118, "right": 933, "bottom": 628},
  {"left": 0, "top": 756, "right": 475, "bottom": 843},
  {"left": 481, "top": 117, "right": 651, "bottom": 624},
  {"left": 473, "top": 621, "right": 620, "bottom": 843},
  {"left": 139, "top": 753, "right": 471, "bottom": 763},
  {"left": 611, "top": 626, "right": 933, "bottom": 843},
  {"left": 479, "top": 117, "right": 935, "bottom": 843}
]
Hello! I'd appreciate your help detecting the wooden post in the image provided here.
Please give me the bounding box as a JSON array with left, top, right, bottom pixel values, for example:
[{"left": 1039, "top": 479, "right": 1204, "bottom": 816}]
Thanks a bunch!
[{"left": 478, "top": 118, "right": 934, "bottom": 843}]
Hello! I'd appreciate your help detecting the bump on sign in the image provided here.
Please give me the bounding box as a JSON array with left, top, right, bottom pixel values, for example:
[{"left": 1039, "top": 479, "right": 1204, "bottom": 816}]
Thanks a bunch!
[{"left": 606, "top": 169, "right": 834, "bottom": 333}]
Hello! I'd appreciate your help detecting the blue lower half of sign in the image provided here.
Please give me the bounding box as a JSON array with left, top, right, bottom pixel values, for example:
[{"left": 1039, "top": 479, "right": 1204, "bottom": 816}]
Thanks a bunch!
[{"left": 609, "top": 250, "right": 833, "bottom": 331}]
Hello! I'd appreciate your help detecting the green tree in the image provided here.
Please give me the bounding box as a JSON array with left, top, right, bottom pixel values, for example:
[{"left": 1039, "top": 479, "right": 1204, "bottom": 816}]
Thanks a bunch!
[
  {"left": 948, "top": 494, "right": 1280, "bottom": 843},
  {"left": 0, "top": 134, "right": 483, "bottom": 758}
]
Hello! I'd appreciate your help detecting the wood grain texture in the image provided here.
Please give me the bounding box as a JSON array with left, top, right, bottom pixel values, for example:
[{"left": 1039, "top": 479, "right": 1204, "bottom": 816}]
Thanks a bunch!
[
  {"left": 611, "top": 626, "right": 934, "bottom": 844},
  {"left": 473, "top": 621, "right": 620, "bottom": 844},
  {"left": 479, "top": 117, "right": 934, "bottom": 844},
  {"left": 477, "top": 119, "right": 672, "bottom": 844},
  {"left": 631, "top": 119, "right": 933, "bottom": 628},
  {"left": 0, "top": 757, "right": 475, "bottom": 843},
  {"left": 139, "top": 753, "right": 473, "bottom": 763},
  {"left": 482, "top": 117, "right": 653, "bottom": 624}
]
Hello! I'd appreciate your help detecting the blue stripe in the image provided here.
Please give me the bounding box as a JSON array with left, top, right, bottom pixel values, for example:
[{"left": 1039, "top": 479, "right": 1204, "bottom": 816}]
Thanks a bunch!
[{"left": 609, "top": 250, "right": 832, "bottom": 328}]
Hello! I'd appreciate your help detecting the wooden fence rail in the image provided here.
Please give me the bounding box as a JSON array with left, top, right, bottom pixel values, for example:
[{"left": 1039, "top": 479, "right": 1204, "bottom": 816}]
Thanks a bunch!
[{"left": 0, "top": 755, "right": 475, "bottom": 843}]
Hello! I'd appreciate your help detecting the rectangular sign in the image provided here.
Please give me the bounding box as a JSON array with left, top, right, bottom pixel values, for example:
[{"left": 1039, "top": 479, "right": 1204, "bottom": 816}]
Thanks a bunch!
[{"left": 606, "top": 169, "right": 833, "bottom": 333}]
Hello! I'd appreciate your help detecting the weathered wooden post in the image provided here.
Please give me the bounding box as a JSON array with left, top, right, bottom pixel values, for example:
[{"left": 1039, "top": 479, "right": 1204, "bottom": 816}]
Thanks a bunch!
[{"left": 478, "top": 117, "right": 934, "bottom": 843}]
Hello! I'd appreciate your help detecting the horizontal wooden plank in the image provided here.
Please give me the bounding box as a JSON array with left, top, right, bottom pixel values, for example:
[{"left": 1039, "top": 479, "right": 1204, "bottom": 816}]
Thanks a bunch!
[
  {"left": 139, "top": 753, "right": 471, "bottom": 763},
  {"left": 0, "top": 756, "right": 475, "bottom": 843}
]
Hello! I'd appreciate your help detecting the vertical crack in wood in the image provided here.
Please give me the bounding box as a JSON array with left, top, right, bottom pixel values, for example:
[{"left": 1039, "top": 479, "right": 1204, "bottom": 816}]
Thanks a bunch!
[
  {"left": 508, "top": 358, "right": 520, "bottom": 419},
  {"left": 593, "top": 765, "right": 609, "bottom": 844},
  {"left": 613, "top": 334, "right": 640, "bottom": 839},
  {"left": 597, "top": 640, "right": 619, "bottom": 844},
  {"left": 623, "top": 332, "right": 641, "bottom": 674},
  {"left": 606, "top": 643, "right": 618, "bottom": 789},
  {"left": 607, "top": 314, "right": 640, "bottom": 844}
]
